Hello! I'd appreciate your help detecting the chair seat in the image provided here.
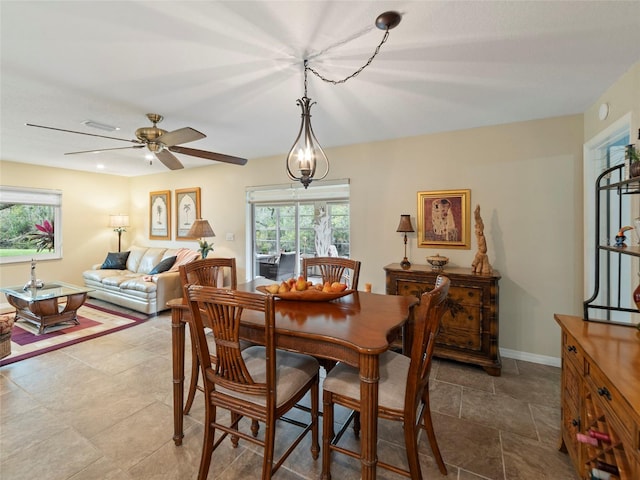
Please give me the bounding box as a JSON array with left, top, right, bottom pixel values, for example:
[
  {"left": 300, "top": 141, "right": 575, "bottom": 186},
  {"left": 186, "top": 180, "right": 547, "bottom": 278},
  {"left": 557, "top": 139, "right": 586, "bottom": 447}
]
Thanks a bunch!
[
  {"left": 322, "top": 350, "right": 409, "bottom": 412},
  {"left": 208, "top": 345, "right": 319, "bottom": 408}
]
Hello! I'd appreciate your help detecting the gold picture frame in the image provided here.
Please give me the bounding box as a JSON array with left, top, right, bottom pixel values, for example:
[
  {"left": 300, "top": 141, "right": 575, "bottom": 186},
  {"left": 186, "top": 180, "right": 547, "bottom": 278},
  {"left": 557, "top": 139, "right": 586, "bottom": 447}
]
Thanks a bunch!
[
  {"left": 175, "top": 187, "right": 201, "bottom": 240},
  {"left": 417, "top": 189, "right": 471, "bottom": 249},
  {"left": 149, "top": 190, "right": 171, "bottom": 240}
]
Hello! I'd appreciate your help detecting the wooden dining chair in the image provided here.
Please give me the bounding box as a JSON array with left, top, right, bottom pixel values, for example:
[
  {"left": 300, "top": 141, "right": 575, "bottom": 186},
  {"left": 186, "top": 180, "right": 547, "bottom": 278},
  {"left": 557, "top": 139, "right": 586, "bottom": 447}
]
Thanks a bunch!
[
  {"left": 302, "top": 257, "right": 361, "bottom": 290},
  {"left": 321, "top": 275, "right": 450, "bottom": 480},
  {"left": 179, "top": 258, "right": 237, "bottom": 415},
  {"left": 184, "top": 285, "right": 320, "bottom": 480}
]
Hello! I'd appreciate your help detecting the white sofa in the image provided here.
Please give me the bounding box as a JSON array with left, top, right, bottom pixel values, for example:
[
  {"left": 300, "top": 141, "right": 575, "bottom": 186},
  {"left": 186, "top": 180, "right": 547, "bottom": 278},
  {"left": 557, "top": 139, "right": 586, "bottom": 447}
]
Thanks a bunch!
[{"left": 82, "top": 245, "right": 199, "bottom": 314}]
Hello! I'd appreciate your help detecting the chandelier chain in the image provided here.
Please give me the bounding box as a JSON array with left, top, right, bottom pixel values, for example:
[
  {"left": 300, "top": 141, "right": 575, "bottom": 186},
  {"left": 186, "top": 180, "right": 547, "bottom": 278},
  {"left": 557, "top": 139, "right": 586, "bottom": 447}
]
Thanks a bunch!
[{"left": 305, "top": 29, "right": 390, "bottom": 86}]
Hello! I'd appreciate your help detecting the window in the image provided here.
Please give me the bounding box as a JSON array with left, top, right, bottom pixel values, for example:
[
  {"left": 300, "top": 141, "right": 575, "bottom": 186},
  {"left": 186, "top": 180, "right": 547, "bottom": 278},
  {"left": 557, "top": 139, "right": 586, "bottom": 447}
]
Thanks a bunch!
[
  {"left": 248, "top": 180, "right": 350, "bottom": 278},
  {"left": 0, "top": 186, "right": 62, "bottom": 264}
]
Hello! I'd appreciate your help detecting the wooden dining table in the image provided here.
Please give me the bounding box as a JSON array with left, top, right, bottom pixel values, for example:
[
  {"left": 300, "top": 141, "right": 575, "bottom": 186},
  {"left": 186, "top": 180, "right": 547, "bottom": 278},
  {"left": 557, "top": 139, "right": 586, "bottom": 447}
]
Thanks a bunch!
[{"left": 169, "top": 280, "right": 418, "bottom": 480}]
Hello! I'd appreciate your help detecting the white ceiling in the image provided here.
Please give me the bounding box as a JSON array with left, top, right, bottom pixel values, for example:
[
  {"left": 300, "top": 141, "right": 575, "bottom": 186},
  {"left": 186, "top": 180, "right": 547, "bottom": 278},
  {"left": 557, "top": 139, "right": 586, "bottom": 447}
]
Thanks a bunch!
[{"left": 2, "top": 1, "right": 640, "bottom": 177}]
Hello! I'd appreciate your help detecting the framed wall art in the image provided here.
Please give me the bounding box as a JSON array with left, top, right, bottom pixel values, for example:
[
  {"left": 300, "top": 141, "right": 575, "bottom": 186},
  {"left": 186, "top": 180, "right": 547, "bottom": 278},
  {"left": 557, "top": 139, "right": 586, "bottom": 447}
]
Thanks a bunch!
[
  {"left": 417, "top": 189, "right": 471, "bottom": 249},
  {"left": 175, "top": 187, "right": 201, "bottom": 240},
  {"left": 149, "top": 190, "right": 171, "bottom": 240}
]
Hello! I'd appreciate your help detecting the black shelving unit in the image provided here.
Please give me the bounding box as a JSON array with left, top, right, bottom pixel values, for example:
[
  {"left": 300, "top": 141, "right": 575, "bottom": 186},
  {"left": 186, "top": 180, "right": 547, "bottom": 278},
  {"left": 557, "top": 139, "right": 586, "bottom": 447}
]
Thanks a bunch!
[{"left": 583, "top": 163, "right": 640, "bottom": 325}]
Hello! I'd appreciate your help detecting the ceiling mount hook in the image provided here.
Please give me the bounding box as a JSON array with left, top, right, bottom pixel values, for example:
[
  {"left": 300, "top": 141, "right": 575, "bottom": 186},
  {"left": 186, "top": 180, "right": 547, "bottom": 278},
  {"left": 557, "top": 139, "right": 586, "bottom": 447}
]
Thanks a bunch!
[{"left": 375, "top": 11, "right": 402, "bottom": 31}]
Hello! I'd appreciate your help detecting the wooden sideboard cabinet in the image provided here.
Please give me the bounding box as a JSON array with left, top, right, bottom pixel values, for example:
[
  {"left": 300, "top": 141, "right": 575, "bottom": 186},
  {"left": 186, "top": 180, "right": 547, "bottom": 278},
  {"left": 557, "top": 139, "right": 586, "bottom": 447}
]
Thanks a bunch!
[
  {"left": 556, "top": 314, "right": 640, "bottom": 480},
  {"left": 384, "top": 264, "right": 501, "bottom": 376}
]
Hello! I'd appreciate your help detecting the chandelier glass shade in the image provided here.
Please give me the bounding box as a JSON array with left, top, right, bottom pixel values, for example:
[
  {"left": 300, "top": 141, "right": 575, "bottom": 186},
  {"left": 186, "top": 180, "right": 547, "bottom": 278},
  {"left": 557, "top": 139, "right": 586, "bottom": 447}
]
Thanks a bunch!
[{"left": 286, "top": 94, "right": 329, "bottom": 189}]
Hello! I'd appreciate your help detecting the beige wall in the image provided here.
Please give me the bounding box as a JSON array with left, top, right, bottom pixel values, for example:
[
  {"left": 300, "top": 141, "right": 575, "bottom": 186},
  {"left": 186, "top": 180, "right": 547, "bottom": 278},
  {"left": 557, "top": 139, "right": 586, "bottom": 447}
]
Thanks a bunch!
[
  {"left": 0, "top": 115, "right": 585, "bottom": 362},
  {"left": 1, "top": 61, "right": 638, "bottom": 362},
  {"left": 0, "top": 162, "right": 130, "bottom": 286},
  {"left": 125, "top": 114, "right": 584, "bottom": 362}
]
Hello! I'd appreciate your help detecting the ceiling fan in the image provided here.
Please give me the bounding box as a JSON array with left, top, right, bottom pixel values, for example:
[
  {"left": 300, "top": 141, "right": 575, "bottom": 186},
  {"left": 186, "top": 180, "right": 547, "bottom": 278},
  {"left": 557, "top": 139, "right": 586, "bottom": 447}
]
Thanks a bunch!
[{"left": 26, "top": 113, "right": 248, "bottom": 170}]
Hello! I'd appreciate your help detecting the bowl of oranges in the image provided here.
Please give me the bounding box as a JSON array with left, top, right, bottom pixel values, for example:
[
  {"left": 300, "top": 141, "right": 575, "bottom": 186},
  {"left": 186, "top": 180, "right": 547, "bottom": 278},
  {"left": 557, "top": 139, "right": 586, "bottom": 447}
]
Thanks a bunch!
[{"left": 257, "top": 276, "right": 353, "bottom": 301}]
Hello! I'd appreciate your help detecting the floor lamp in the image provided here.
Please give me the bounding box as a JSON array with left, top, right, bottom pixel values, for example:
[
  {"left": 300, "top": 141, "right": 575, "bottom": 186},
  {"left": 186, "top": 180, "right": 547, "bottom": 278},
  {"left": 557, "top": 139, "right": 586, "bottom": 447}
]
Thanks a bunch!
[{"left": 110, "top": 214, "right": 129, "bottom": 252}]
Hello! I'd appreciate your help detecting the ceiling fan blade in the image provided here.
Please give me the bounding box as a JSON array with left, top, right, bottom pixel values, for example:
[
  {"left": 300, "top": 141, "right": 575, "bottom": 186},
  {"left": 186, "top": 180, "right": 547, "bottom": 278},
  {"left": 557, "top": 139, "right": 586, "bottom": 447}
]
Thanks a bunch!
[
  {"left": 64, "top": 145, "right": 145, "bottom": 155},
  {"left": 26, "top": 123, "right": 142, "bottom": 144},
  {"left": 169, "top": 146, "right": 248, "bottom": 166},
  {"left": 156, "top": 127, "right": 205, "bottom": 147},
  {"left": 156, "top": 150, "right": 184, "bottom": 170}
]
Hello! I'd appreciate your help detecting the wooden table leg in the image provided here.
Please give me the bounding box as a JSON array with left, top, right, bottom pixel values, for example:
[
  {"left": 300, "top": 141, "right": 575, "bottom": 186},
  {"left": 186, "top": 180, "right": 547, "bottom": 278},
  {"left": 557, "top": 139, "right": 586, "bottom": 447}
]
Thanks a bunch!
[
  {"left": 359, "top": 352, "right": 380, "bottom": 480},
  {"left": 171, "top": 304, "right": 186, "bottom": 446}
]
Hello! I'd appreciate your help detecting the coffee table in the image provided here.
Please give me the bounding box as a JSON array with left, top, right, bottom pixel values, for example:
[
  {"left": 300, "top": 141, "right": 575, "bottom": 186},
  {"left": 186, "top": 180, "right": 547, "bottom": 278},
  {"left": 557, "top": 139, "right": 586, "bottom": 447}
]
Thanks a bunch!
[{"left": 1, "top": 282, "right": 93, "bottom": 334}]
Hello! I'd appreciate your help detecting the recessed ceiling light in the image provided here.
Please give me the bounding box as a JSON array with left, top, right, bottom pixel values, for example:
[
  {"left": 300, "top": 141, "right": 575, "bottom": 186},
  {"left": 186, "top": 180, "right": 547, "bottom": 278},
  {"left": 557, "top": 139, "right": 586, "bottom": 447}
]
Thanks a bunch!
[
  {"left": 96, "top": 164, "right": 105, "bottom": 169},
  {"left": 81, "top": 120, "right": 120, "bottom": 132}
]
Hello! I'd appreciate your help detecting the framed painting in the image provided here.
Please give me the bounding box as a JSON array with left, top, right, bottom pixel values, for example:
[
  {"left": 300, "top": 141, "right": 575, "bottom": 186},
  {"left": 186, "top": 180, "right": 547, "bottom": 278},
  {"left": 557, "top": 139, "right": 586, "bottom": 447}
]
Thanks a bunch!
[
  {"left": 149, "top": 190, "right": 171, "bottom": 240},
  {"left": 175, "top": 187, "right": 201, "bottom": 240},
  {"left": 417, "top": 189, "right": 471, "bottom": 249}
]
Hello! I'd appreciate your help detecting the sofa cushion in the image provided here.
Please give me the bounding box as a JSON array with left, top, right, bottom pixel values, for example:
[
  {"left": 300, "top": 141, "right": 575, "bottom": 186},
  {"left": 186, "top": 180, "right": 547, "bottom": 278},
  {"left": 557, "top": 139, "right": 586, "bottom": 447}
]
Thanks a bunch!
[
  {"left": 83, "top": 269, "right": 129, "bottom": 282},
  {"left": 119, "top": 278, "right": 157, "bottom": 293},
  {"left": 149, "top": 255, "right": 177, "bottom": 274},
  {"left": 138, "top": 248, "right": 170, "bottom": 274},
  {"left": 126, "top": 246, "right": 150, "bottom": 273},
  {"left": 101, "top": 251, "right": 130, "bottom": 270},
  {"left": 102, "top": 272, "right": 141, "bottom": 287}
]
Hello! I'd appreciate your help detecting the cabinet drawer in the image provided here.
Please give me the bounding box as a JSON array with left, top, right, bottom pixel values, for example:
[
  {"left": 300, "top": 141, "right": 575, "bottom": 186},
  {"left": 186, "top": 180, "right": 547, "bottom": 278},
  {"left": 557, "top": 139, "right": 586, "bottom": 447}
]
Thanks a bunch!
[
  {"left": 397, "top": 280, "right": 483, "bottom": 306},
  {"left": 398, "top": 280, "right": 483, "bottom": 351},
  {"left": 562, "top": 395, "right": 581, "bottom": 466},
  {"left": 562, "top": 331, "right": 584, "bottom": 374},
  {"left": 586, "top": 363, "right": 637, "bottom": 446},
  {"left": 448, "top": 285, "right": 483, "bottom": 307},
  {"left": 437, "top": 325, "right": 481, "bottom": 350}
]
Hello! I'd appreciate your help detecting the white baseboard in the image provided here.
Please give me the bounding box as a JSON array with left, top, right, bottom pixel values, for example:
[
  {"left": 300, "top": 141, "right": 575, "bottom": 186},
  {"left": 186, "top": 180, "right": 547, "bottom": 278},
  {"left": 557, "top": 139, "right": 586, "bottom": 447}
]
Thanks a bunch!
[{"left": 500, "top": 348, "right": 561, "bottom": 368}]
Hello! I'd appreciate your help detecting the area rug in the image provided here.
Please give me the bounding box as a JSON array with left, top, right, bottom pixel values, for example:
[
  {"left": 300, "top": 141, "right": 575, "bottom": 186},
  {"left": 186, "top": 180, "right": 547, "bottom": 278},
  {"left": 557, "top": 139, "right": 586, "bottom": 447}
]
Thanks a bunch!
[{"left": 0, "top": 302, "right": 150, "bottom": 366}]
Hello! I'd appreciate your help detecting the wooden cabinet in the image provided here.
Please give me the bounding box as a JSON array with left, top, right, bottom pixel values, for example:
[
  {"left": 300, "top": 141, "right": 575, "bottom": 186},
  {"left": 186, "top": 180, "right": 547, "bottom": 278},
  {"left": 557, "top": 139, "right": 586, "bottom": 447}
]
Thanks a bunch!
[
  {"left": 556, "top": 314, "right": 640, "bottom": 479},
  {"left": 384, "top": 264, "right": 501, "bottom": 376}
]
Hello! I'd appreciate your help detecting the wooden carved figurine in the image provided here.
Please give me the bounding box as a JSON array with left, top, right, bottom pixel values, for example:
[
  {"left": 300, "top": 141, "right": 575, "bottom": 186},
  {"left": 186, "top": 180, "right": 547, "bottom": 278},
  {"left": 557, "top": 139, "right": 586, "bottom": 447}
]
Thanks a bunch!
[{"left": 471, "top": 205, "right": 493, "bottom": 275}]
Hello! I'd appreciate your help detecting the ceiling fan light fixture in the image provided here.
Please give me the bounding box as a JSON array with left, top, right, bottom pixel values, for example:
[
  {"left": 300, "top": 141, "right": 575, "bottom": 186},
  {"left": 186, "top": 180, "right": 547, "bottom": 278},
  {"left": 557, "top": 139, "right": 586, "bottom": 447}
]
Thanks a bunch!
[{"left": 81, "top": 120, "right": 119, "bottom": 132}]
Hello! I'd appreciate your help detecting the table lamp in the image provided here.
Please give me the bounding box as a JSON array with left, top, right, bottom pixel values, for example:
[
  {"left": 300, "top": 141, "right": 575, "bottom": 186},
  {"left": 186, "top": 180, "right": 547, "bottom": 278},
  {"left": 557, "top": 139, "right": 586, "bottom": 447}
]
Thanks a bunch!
[
  {"left": 396, "top": 214, "right": 414, "bottom": 270},
  {"left": 109, "top": 214, "right": 129, "bottom": 253},
  {"left": 188, "top": 219, "right": 215, "bottom": 258}
]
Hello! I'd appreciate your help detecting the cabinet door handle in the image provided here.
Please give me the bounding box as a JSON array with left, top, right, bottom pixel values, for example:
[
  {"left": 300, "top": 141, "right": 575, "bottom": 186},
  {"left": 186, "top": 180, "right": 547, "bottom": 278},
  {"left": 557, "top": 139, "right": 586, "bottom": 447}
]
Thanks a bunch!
[
  {"left": 597, "top": 387, "right": 612, "bottom": 400},
  {"left": 567, "top": 345, "right": 577, "bottom": 353}
]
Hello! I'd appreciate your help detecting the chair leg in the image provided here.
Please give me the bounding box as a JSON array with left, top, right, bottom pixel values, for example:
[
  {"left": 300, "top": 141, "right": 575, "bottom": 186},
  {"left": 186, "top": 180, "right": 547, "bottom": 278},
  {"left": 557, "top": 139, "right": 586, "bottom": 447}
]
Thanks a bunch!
[
  {"left": 403, "top": 412, "right": 423, "bottom": 480},
  {"left": 262, "top": 422, "right": 276, "bottom": 480},
  {"left": 250, "top": 419, "right": 260, "bottom": 437},
  {"left": 352, "top": 412, "right": 360, "bottom": 437},
  {"left": 184, "top": 353, "right": 200, "bottom": 415},
  {"left": 230, "top": 412, "right": 240, "bottom": 448},
  {"left": 422, "top": 387, "right": 447, "bottom": 475},
  {"left": 310, "top": 376, "right": 320, "bottom": 460},
  {"left": 321, "top": 390, "right": 334, "bottom": 480},
  {"left": 198, "top": 404, "right": 216, "bottom": 480}
]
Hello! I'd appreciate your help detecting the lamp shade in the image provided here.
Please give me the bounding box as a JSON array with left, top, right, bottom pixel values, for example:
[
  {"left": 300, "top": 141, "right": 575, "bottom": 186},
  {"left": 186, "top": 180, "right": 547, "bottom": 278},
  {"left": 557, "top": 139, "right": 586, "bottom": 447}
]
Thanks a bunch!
[
  {"left": 109, "top": 214, "right": 129, "bottom": 228},
  {"left": 187, "top": 219, "right": 215, "bottom": 238},
  {"left": 396, "top": 214, "right": 414, "bottom": 233}
]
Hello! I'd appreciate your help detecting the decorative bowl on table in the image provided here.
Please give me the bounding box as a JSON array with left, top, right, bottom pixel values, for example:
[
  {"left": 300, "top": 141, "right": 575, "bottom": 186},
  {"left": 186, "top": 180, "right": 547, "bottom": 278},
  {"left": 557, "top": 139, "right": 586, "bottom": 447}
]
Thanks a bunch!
[
  {"left": 426, "top": 254, "right": 449, "bottom": 272},
  {"left": 256, "top": 285, "right": 354, "bottom": 302}
]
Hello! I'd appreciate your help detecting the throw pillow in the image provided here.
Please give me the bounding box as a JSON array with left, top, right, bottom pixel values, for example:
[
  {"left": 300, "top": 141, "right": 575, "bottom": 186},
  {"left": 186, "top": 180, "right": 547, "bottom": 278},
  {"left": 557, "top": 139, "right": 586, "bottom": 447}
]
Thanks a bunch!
[
  {"left": 101, "top": 251, "right": 130, "bottom": 270},
  {"left": 149, "top": 256, "right": 177, "bottom": 275},
  {"left": 168, "top": 249, "right": 201, "bottom": 272}
]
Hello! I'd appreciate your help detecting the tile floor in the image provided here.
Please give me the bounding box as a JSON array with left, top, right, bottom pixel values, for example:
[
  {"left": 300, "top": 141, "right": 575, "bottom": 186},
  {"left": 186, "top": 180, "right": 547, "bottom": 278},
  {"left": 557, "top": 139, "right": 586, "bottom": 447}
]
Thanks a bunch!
[{"left": 0, "top": 306, "right": 579, "bottom": 479}]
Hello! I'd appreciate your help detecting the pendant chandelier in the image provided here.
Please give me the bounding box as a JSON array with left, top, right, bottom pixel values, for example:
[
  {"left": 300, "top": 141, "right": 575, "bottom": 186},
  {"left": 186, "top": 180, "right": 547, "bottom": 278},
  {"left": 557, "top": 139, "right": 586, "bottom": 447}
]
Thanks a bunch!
[{"left": 286, "top": 11, "right": 402, "bottom": 188}]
